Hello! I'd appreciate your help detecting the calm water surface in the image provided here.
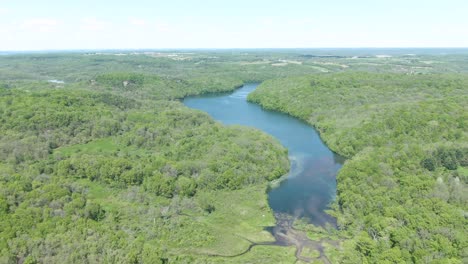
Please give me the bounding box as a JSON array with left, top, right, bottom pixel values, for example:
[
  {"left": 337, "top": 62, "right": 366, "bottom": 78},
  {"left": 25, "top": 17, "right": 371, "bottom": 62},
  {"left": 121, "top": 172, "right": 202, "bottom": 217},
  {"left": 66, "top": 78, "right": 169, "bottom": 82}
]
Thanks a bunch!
[{"left": 184, "top": 83, "right": 343, "bottom": 226}]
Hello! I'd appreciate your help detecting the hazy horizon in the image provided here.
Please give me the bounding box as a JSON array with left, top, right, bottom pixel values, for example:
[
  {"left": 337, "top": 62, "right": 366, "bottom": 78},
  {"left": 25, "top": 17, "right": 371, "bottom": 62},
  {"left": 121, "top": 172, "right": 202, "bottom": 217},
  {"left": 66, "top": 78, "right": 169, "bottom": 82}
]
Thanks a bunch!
[
  {"left": 1, "top": 0, "right": 468, "bottom": 50},
  {"left": 2, "top": 48, "right": 468, "bottom": 56}
]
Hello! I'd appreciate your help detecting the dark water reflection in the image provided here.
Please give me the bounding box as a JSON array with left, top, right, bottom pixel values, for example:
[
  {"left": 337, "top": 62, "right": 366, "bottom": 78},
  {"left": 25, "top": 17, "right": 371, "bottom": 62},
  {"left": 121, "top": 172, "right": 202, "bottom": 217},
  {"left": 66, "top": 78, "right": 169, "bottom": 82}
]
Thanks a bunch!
[{"left": 184, "top": 83, "right": 343, "bottom": 226}]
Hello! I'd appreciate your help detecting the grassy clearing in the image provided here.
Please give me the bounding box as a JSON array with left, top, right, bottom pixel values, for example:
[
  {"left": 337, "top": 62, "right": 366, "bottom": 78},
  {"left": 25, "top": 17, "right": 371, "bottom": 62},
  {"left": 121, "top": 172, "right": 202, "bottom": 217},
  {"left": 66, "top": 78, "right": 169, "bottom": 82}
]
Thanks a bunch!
[
  {"left": 72, "top": 178, "right": 281, "bottom": 258},
  {"left": 54, "top": 137, "right": 121, "bottom": 156}
]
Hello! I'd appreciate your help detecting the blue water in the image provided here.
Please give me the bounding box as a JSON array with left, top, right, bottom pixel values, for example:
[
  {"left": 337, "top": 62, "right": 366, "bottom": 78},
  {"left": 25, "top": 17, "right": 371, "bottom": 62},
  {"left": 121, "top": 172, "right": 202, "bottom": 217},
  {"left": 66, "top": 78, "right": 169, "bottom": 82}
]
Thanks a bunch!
[{"left": 184, "top": 83, "right": 343, "bottom": 226}]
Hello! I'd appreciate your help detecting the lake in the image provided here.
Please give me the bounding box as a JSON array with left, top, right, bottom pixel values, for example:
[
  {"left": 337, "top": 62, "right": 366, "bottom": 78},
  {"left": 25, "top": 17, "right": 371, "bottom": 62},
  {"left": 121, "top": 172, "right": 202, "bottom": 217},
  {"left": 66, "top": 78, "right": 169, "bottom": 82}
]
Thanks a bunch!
[{"left": 184, "top": 83, "right": 343, "bottom": 226}]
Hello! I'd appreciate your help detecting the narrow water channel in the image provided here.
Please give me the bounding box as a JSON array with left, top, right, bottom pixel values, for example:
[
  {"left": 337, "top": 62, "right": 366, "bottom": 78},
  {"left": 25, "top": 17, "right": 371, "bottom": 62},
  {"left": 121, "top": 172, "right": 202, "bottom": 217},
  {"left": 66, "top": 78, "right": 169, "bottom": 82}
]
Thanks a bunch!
[{"left": 184, "top": 83, "right": 343, "bottom": 227}]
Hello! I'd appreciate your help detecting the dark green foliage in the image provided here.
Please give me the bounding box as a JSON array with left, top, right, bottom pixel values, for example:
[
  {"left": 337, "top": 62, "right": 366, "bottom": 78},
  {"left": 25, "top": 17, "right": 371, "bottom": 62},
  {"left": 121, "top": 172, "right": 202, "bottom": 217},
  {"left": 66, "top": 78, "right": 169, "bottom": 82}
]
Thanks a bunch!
[
  {"left": 84, "top": 202, "right": 106, "bottom": 221},
  {"left": 422, "top": 147, "right": 468, "bottom": 171},
  {"left": 421, "top": 157, "right": 437, "bottom": 171}
]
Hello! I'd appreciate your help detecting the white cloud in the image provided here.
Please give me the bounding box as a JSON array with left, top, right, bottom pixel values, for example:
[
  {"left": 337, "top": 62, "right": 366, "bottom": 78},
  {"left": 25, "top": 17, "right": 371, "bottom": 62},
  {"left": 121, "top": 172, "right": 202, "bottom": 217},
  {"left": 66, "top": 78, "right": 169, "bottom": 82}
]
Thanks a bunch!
[
  {"left": 20, "top": 18, "right": 60, "bottom": 33},
  {"left": 22, "top": 18, "right": 58, "bottom": 27},
  {"left": 129, "top": 18, "right": 146, "bottom": 26},
  {"left": 258, "top": 17, "right": 275, "bottom": 26},
  {"left": 127, "top": 18, "right": 171, "bottom": 32},
  {"left": 155, "top": 22, "right": 171, "bottom": 32},
  {"left": 0, "top": 8, "right": 10, "bottom": 15},
  {"left": 80, "top": 17, "right": 108, "bottom": 31}
]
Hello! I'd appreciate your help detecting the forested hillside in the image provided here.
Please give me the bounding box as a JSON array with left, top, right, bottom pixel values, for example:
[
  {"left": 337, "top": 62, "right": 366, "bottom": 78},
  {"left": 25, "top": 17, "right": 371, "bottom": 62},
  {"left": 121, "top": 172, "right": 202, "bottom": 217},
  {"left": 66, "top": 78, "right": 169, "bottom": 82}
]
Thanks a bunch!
[
  {"left": 1, "top": 51, "right": 468, "bottom": 263},
  {"left": 248, "top": 72, "right": 468, "bottom": 263},
  {"left": 0, "top": 83, "right": 292, "bottom": 262}
]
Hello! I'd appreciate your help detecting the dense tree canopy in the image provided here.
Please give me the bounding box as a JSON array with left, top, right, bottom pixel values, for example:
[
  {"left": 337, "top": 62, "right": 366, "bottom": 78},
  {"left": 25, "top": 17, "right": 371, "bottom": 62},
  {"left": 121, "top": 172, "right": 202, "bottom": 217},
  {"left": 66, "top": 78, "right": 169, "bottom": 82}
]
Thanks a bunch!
[
  {"left": 0, "top": 84, "right": 289, "bottom": 263},
  {"left": 249, "top": 72, "right": 468, "bottom": 263},
  {"left": 1, "top": 51, "right": 468, "bottom": 263}
]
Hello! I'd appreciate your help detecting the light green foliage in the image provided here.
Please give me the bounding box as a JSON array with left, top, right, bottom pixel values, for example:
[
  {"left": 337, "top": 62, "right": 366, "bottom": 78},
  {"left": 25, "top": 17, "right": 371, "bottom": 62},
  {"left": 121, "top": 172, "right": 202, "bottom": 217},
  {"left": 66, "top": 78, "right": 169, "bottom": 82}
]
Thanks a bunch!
[
  {"left": 92, "top": 72, "right": 244, "bottom": 100},
  {"left": 0, "top": 84, "right": 289, "bottom": 262},
  {"left": 2, "top": 51, "right": 468, "bottom": 263},
  {"left": 248, "top": 72, "right": 468, "bottom": 263}
]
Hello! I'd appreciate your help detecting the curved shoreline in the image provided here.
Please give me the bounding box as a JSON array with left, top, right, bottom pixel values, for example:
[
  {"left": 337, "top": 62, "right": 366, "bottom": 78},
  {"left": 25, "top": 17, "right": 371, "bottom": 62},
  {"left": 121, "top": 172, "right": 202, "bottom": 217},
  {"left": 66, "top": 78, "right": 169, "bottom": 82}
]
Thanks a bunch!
[{"left": 183, "top": 83, "right": 345, "bottom": 262}]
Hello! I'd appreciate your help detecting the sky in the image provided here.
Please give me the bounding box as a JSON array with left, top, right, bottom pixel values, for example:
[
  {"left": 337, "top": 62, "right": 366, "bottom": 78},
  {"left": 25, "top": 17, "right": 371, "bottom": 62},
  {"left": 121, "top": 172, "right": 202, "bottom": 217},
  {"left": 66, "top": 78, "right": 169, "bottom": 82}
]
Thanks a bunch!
[{"left": 1, "top": 0, "right": 468, "bottom": 50}]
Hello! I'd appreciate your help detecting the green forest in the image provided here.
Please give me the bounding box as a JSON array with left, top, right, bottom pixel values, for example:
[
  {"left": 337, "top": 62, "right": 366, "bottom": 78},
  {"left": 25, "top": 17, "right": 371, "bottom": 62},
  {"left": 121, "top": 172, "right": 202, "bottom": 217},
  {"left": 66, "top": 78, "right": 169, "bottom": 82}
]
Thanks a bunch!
[
  {"left": 1, "top": 50, "right": 467, "bottom": 263},
  {"left": 249, "top": 72, "right": 468, "bottom": 263},
  {"left": 0, "top": 65, "right": 291, "bottom": 263}
]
